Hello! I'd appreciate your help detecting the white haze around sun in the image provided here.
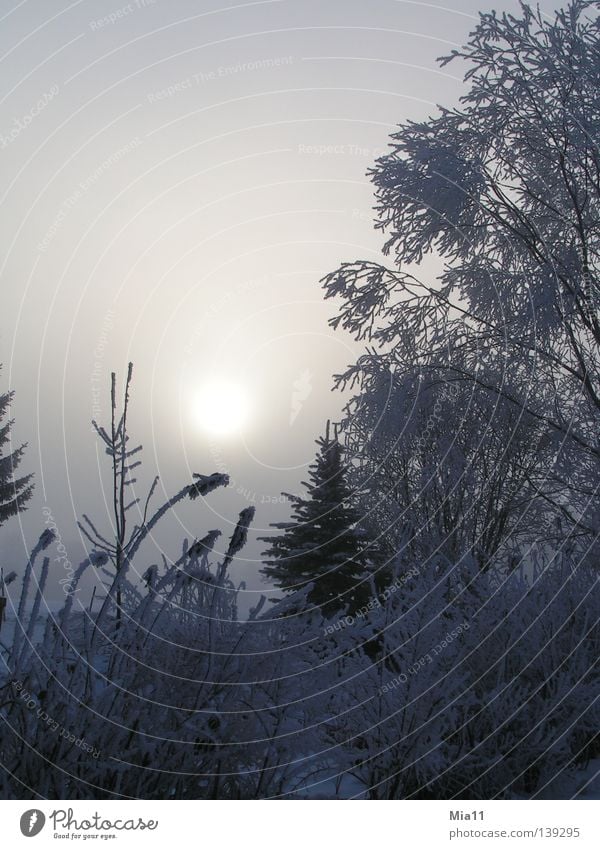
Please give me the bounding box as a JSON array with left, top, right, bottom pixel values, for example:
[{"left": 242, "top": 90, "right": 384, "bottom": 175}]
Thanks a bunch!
[{"left": 193, "top": 380, "right": 251, "bottom": 437}]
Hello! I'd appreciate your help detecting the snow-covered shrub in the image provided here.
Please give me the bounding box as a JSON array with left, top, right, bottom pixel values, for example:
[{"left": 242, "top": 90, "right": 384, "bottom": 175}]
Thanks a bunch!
[
  {"left": 0, "top": 367, "right": 261, "bottom": 798},
  {"left": 321, "top": 553, "right": 599, "bottom": 799}
]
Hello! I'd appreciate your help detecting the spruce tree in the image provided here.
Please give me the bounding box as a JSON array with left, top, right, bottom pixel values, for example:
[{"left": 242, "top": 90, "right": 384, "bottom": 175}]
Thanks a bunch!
[
  {"left": 260, "top": 429, "right": 372, "bottom": 616},
  {"left": 0, "top": 377, "right": 33, "bottom": 526}
]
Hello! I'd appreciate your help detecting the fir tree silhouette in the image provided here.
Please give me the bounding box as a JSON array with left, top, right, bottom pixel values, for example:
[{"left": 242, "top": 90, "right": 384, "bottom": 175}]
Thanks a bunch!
[
  {"left": 260, "top": 423, "right": 372, "bottom": 616},
  {"left": 0, "top": 371, "right": 33, "bottom": 527}
]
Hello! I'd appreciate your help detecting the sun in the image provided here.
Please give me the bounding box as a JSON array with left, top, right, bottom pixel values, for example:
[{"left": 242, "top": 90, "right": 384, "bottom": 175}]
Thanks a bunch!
[{"left": 193, "top": 380, "right": 250, "bottom": 437}]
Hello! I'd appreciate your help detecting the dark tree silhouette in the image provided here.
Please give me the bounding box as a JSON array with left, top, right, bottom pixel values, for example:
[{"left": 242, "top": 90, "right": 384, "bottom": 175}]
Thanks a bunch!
[
  {"left": 0, "top": 371, "right": 33, "bottom": 527},
  {"left": 260, "top": 427, "right": 373, "bottom": 616}
]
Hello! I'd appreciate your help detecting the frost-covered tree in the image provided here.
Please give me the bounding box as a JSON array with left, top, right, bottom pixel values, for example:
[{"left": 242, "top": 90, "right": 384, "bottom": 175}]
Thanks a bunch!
[
  {"left": 260, "top": 429, "right": 374, "bottom": 616},
  {"left": 79, "top": 362, "right": 228, "bottom": 629},
  {"left": 323, "top": 0, "right": 600, "bottom": 543},
  {"left": 0, "top": 370, "right": 33, "bottom": 526},
  {"left": 343, "top": 363, "right": 552, "bottom": 574}
]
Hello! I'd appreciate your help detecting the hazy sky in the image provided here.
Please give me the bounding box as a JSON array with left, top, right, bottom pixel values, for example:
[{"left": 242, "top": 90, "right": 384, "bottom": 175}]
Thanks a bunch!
[{"left": 1, "top": 0, "right": 559, "bottom": 612}]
